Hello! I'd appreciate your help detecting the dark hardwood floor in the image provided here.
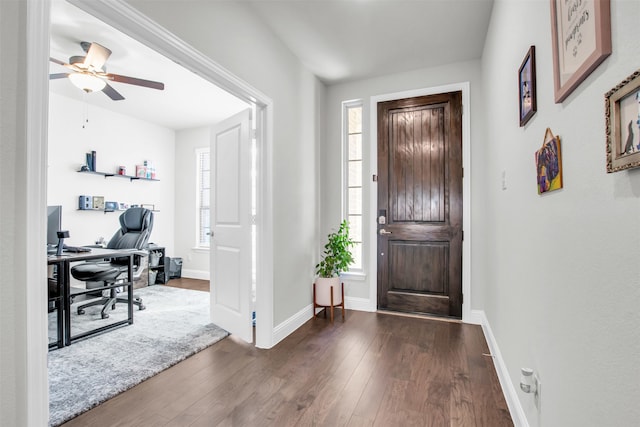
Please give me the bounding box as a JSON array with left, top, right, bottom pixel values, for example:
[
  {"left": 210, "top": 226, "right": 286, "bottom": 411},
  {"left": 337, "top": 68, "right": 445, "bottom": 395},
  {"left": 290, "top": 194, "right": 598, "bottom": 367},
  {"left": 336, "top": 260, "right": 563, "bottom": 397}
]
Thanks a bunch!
[
  {"left": 164, "top": 277, "right": 210, "bottom": 292},
  {"left": 62, "top": 279, "right": 512, "bottom": 426}
]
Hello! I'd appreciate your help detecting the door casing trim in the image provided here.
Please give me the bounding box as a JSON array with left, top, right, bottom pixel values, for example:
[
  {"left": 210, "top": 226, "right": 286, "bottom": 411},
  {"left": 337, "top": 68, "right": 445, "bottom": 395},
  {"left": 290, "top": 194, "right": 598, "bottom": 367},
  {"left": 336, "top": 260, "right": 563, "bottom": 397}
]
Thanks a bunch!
[
  {"left": 22, "top": 2, "right": 277, "bottom": 419},
  {"left": 369, "top": 82, "right": 477, "bottom": 324}
]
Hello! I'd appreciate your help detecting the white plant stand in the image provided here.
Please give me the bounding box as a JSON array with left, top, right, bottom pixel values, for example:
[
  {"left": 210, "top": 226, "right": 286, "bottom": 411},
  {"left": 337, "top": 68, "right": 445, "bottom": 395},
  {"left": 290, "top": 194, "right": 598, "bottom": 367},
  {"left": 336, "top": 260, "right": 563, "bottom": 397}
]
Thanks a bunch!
[{"left": 313, "top": 278, "right": 345, "bottom": 323}]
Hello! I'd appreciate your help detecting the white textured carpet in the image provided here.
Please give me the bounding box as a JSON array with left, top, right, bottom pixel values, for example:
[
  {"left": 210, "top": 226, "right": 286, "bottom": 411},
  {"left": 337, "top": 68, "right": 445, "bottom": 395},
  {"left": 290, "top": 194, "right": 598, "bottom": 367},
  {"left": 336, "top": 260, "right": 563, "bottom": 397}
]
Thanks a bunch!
[{"left": 48, "top": 285, "right": 228, "bottom": 426}]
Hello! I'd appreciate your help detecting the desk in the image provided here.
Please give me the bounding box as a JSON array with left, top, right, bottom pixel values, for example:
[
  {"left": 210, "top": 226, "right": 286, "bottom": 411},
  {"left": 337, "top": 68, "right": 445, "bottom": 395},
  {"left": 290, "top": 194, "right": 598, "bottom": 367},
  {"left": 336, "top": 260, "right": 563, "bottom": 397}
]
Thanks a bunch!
[
  {"left": 48, "top": 277, "right": 64, "bottom": 350},
  {"left": 47, "top": 248, "right": 136, "bottom": 347}
]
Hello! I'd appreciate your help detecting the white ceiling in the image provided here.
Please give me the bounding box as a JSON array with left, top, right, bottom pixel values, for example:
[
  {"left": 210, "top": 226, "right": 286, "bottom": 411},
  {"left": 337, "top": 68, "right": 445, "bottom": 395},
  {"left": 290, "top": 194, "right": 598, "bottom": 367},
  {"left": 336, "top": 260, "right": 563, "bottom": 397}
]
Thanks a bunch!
[
  {"left": 49, "top": 0, "right": 494, "bottom": 130},
  {"left": 49, "top": 0, "right": 250, "bottom": 131},
  {"left": 247, "top": 0, "right": 495, "bottom": 84}
]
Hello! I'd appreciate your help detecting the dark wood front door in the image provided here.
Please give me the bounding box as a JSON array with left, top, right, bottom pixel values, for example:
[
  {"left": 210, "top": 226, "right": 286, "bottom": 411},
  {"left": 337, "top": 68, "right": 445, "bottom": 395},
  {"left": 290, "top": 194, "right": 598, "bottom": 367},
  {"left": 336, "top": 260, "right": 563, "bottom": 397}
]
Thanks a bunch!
[{"left": 377, "top": 92, "right": 463, "bottom": 318}]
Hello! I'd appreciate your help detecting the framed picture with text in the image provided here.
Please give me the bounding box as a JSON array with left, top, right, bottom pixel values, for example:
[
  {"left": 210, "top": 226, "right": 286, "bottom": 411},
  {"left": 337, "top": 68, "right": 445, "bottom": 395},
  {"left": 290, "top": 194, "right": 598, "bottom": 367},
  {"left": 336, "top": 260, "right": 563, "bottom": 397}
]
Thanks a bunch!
[
  {"left": 550, "top": 0, "right": 611, "bottom": 103},
  {"left": 519, "top": 46, "right": 537, "bottom": 127}
]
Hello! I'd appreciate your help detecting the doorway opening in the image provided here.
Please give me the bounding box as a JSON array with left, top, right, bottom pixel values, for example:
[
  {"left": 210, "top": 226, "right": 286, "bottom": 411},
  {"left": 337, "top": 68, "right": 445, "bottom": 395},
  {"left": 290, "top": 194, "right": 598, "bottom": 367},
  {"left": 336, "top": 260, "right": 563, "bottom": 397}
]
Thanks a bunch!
[
  {"left": 48, "top": 0, "right": 267, "bottom": 345},
  {"left": 68, "top": 0, "right": 274, "bottom": 347}
]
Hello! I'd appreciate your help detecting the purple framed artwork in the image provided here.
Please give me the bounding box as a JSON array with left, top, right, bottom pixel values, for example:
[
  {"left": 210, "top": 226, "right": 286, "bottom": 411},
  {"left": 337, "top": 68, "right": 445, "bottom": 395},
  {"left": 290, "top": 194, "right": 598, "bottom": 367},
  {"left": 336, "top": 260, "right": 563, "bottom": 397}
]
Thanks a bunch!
[{"left": 536, "top": 128, "right": 563, "bottom": 194}]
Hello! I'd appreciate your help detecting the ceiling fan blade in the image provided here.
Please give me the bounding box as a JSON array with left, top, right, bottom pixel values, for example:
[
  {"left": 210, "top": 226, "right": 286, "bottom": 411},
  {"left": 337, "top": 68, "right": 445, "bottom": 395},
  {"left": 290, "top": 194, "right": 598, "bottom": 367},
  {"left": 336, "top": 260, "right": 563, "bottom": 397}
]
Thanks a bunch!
[
  {"left": 102, "top": 83, "right": 125, "bottom": 101},
  {"left": 106, "top": 73, "right": 165, "bottom": 90},
  {"left": 50, "top": 57, "right": 67, "bottom": 66},
  {"left": 51, "top": 57, "right": 83, "bottom": 73},
  {"left": 49, "top": 73, "right": 70, "bottom": 80},
  {"left": 83, "top": 42, "right": 112, "bottom": 70}
]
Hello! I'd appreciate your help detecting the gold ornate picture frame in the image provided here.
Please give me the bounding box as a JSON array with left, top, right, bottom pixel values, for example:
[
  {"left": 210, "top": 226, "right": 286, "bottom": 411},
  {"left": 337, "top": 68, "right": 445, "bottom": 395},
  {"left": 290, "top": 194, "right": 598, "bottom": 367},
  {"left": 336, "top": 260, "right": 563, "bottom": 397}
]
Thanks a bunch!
[{"left": 605, "top": 69, "right": 640, "bottom": 173}]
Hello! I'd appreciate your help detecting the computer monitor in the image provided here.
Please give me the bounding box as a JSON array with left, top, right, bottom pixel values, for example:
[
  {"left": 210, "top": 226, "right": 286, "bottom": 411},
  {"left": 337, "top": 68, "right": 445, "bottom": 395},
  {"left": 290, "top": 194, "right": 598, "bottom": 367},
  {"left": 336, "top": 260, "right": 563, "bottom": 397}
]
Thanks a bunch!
[{"left": 47, "top": 205, "right": 62, "bottom": 248}]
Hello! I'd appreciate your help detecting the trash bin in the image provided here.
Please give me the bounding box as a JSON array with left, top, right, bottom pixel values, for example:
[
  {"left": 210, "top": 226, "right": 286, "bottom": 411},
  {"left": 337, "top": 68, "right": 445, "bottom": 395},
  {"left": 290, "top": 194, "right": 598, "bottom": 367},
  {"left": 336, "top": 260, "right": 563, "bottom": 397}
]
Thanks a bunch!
[
  {"left": 149, "top": 270, "right": 158, "bottom": 285},
  {"left": 149, "top": 251, "right": 161, "bottom": 267},
  {"left": 168, "top": 257, "right": 183, "bottom": 279}
]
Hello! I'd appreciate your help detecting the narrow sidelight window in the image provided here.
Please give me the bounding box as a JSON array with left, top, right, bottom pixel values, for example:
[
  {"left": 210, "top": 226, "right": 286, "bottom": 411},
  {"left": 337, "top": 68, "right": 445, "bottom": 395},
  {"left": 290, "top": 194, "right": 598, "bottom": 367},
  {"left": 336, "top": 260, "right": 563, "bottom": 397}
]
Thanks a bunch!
[
  {"left": 196, "top": 148, "right": 210, "bottom": 248},
  {"left": 344, "top": 101, "right": 363, "bottom": 271}
]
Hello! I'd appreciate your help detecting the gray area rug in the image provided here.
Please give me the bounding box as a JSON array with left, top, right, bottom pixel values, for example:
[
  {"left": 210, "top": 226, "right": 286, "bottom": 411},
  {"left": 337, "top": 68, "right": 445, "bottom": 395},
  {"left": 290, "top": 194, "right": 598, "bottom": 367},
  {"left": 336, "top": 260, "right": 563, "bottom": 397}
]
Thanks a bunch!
[{"left": 48, "top": 285, "right": 228, "bottom": 426}]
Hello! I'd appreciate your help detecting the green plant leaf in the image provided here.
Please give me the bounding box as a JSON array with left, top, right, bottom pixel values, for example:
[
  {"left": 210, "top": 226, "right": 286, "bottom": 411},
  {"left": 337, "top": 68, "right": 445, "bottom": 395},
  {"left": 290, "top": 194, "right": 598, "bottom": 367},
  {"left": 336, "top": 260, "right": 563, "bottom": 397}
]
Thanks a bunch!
[{"left": 315, "top": 220, "right": 356, "bottom": 278}]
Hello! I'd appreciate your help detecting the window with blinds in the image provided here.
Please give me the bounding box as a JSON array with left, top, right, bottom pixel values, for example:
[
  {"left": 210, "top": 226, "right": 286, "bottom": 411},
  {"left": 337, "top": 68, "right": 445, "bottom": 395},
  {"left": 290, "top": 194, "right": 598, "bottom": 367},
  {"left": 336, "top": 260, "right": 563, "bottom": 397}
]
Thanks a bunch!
[
  {"left": 196, "top": 148, "right": 211, "bottom": 247},
  {"left": 344, "top": 102, "right": 363, "bottom": 271}
]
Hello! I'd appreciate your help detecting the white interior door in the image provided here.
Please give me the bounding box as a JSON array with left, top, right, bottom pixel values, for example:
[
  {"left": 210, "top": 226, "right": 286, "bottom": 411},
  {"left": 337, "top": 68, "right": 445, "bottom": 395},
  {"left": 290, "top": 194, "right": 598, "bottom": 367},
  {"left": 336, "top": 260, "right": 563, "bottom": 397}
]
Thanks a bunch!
[{"left": 210, "top": 109, "right": 252, "bottom": 343}]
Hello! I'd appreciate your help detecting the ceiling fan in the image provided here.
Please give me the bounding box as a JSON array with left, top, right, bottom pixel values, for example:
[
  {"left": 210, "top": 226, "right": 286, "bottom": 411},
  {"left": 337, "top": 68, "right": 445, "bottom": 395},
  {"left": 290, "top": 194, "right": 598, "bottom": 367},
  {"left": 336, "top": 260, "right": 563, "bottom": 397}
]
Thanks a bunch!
[{"left": 49, "top": 41, "right": 164, "bottom": 101}]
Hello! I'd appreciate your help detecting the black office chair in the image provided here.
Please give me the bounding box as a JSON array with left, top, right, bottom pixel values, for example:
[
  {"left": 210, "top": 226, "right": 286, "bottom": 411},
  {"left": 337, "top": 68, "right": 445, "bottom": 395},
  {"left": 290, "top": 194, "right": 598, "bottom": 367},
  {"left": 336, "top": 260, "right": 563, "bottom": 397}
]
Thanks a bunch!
[{"left": 71, "top": 207, "right": 153, "bottom": 319}]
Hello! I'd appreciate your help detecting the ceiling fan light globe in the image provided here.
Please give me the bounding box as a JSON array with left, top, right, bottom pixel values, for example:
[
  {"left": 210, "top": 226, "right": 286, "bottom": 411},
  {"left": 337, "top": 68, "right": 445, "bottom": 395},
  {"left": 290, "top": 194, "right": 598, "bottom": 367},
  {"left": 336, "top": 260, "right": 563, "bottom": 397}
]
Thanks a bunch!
[{"left": 68, "top": 73, "right": 106, "bottom": 93}]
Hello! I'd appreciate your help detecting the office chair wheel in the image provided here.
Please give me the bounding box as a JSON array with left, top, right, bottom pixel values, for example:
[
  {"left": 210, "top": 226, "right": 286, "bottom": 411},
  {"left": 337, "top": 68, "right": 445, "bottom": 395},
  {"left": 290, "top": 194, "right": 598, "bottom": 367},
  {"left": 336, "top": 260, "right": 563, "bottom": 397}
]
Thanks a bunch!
[
  {"left": 101, "top": 313, "right": 109, "bottom": 319},
  {"left": 77, "top": 309, "right": 85, "bottom": 315},
  {"left": 139, "top": 304, "right": 146, "bottom": 311}
]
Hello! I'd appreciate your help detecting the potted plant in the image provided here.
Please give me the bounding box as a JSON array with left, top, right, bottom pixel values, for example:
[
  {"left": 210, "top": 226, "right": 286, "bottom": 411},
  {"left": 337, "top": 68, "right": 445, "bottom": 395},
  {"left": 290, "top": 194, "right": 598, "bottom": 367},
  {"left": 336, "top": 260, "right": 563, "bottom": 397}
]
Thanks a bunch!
[{"left": 314, "top": 220, "right": 355, "bottom": 319}]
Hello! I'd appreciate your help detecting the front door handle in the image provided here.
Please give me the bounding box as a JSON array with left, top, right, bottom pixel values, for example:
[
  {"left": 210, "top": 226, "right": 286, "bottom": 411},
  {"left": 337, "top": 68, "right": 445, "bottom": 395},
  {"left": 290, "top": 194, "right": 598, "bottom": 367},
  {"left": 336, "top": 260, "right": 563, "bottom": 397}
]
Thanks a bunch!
[{"left": 379, "top": 229, "right": 392, "bottom": 235}]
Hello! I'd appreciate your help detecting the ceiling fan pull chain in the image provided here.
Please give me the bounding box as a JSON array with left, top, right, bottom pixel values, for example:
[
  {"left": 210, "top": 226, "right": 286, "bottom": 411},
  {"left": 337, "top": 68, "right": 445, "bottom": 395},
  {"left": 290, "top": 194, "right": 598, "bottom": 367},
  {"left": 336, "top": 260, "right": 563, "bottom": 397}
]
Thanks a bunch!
[{"left": 82, "top": 93, "right": 89, "bottom": 129}]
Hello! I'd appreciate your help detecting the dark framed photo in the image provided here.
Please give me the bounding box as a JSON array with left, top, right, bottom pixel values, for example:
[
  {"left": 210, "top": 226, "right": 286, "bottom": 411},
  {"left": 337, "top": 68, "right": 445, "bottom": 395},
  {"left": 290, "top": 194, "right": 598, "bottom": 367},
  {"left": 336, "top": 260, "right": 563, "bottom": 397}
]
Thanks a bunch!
[
  {"left": 605, "top": 68, "right": 640, "bottom": 173},
  {"left": 519, "top": 46, "right": 537, "bottom": 127},
  {"left": 550, "top": 0, "right": 611, "bottom": 103}
]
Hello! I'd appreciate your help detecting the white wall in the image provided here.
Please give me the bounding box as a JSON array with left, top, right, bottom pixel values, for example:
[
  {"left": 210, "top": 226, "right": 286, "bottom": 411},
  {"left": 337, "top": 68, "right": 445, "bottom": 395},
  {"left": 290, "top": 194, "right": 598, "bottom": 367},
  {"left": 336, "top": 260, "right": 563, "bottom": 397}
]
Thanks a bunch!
[
  {"left": 1, "top": 2, "right": 29, "bottom": 424},
  {"left": 174, "top": 126, "right": 210, "bottom": 279},
  {"left": 1, "top": 0, "right": 50, "bottom": 424},
  {"left": 323, "top": 60, "right": 486, "bottom": 309},
  {"left": 48, "top": 93, "right": 176, "bottom": 251},
  {"left": 481, "top": 1, "right": 640, "bottom": 425},
  {"left": 127, "top": 0, "right": 321, "bottom": 326}
]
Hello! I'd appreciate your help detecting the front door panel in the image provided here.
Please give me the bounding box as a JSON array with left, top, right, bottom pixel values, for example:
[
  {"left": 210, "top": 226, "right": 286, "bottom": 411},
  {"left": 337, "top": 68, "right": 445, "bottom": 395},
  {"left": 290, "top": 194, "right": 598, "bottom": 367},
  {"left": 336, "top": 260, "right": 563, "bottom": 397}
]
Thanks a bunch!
[{"left": 377, "top": 92, "right": 463, "bottom": 318}]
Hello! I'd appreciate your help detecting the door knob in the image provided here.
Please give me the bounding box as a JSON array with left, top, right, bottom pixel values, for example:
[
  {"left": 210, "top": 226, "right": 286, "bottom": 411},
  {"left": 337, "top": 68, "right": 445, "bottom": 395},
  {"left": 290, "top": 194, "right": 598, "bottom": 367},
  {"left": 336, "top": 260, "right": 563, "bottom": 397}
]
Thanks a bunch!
[{"left": 379, "top": 229, "right": 392, "bottom": 235}]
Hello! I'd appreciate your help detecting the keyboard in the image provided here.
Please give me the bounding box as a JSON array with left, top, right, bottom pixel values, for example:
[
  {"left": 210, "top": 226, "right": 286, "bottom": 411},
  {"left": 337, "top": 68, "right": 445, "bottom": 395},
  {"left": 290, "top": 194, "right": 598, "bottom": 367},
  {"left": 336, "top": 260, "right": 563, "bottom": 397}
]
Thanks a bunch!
[{"left": 63, "top": 245, "right": 91, "bottom": 253}]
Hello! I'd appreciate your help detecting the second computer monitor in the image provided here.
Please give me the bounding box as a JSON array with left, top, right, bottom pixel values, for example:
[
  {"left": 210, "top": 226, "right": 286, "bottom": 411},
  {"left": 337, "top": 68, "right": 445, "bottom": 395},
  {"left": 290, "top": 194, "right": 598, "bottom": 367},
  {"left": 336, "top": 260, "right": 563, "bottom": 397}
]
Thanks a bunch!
[{"left": 47, "top": 205, "right": 62, "bottom": 247}]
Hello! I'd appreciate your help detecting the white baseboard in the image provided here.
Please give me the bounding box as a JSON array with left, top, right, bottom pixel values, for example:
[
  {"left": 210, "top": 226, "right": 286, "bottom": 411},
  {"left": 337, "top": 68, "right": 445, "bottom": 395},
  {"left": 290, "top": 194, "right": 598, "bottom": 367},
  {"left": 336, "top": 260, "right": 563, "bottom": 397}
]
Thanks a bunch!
[
  {"left": 272, "top": 303, "right": 313, "bottom": 346},
  {"left": 474, "top": 310, "right": 528, "bottom": 427},
  {"left": 465, "top": 309, "right": 483, "bottom": 325},
  {"left": 181, "top": 269, "right": 209, "bottom": 280},
  {"left": 345, "top": 296, "right": 375, "bottom": 312},
  {"left": 271, "top": 298, "right": 372, "bottom": 347}
]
